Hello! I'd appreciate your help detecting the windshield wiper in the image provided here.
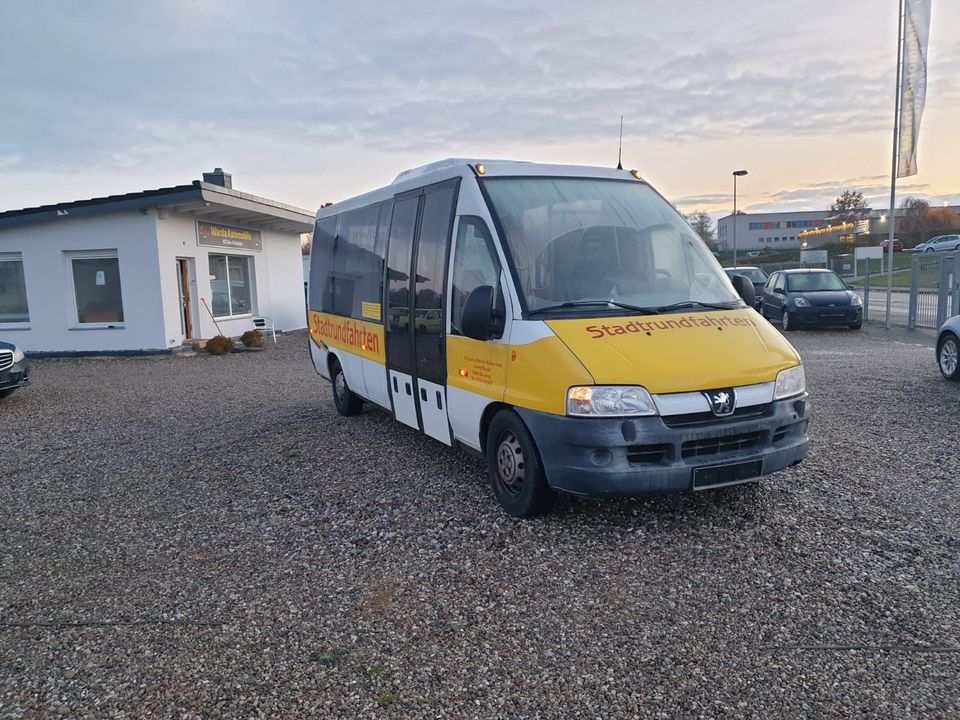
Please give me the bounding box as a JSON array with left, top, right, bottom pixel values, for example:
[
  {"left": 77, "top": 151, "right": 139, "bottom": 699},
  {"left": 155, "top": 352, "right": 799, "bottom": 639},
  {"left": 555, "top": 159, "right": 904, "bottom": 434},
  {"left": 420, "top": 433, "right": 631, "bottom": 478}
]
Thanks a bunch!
[
  {"left": 656, "top": 300, "right": 742, "bottom": 312},
  {"left": 528, "top": 300, "right": 660, "bottom": 316}
]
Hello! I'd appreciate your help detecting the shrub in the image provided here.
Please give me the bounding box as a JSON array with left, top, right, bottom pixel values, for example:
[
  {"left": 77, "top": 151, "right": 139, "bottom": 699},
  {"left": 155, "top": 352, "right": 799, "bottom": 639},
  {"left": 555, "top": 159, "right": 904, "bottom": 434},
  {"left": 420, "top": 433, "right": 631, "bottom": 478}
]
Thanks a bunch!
[
  {"left": 205, "top": 335, "right": 234, "bottom": 355},
  {"left": 240, "top": 329, "right": 264, "bottom": 348}
]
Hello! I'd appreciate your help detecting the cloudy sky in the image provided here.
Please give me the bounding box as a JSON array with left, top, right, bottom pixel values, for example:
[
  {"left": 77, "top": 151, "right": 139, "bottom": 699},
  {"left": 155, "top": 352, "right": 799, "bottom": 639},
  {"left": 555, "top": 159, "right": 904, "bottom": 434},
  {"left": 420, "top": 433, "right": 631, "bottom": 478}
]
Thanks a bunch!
[{"left": 1, "top": 0, "right": 958, "bottom": 218}]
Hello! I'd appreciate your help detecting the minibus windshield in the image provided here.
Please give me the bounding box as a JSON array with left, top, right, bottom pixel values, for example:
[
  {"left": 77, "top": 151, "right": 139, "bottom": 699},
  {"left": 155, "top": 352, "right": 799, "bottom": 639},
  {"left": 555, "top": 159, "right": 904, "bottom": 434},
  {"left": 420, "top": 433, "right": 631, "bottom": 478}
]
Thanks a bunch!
[{"left": 483, "top": 178, "right": 740, "bottom": 314}]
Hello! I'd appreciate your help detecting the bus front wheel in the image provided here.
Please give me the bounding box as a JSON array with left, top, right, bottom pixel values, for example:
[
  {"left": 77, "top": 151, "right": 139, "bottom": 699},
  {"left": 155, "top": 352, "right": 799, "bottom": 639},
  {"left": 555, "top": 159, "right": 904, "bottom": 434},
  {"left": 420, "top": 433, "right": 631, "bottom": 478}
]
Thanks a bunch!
[
  {"left": 330, "top": 358, "right": 363, "bottom": 416},
  {"left": 486, "top": 410, "right": 556, "bottom": 517}
]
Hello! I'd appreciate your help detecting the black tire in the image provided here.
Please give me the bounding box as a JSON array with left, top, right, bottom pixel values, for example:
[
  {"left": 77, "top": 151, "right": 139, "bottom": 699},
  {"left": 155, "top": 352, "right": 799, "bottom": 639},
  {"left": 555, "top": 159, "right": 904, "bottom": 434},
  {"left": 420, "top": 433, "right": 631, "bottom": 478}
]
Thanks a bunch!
[
  {"left": 849, "top": 321, "right": 862, "bottom": 330},
  {"left": 938, "top": 332, "right": 960, "bottom": 381},
  {"left": 330, "top": 357, "right": 363, "bottom": 416},
  {"left": 0, "top": 388, "right": 17, "bottom": 400},
  {"left": 485, "top": 410, "right": 556, "bottom": 518},
  {"left": 782, "top": 310, "right": 795, "bottom": 331}
]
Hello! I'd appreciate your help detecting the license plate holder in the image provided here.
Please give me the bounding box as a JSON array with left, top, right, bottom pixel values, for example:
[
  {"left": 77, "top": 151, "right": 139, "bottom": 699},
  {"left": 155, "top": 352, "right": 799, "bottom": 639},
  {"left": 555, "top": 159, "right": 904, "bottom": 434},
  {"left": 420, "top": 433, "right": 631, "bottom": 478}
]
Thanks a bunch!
[{"left": 693, "top": 459, "right": 763, "bottom": 489}]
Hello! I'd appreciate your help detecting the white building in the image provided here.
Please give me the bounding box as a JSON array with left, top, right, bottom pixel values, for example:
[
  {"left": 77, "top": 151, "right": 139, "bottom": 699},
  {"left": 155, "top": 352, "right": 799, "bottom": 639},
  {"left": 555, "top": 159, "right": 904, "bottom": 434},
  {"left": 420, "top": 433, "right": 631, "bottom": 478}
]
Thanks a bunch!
[
  {"left": 717, "top": 204, "right": 960, "bottom": 252},
  {"left": 716, "top": 210, "right": 828, "bottom": 252},
  {"left": 0, "top": 169, "right": 314, "bottom": 354}
]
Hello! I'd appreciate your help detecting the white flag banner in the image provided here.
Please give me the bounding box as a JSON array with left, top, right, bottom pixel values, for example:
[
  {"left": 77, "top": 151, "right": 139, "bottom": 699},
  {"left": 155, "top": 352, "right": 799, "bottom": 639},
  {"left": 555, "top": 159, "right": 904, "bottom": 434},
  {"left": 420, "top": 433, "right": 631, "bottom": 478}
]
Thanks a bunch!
[{"left": 897, "top": 0, "right": 931, "bottom": 178}]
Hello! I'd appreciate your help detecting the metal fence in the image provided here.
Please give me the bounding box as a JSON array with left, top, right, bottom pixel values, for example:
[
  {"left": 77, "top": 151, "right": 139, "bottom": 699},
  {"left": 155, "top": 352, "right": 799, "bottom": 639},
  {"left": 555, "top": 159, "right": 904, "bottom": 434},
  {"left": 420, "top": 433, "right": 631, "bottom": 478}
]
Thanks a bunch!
[{"left": 908, "top": 252, "right": 958, "bottom": 329}]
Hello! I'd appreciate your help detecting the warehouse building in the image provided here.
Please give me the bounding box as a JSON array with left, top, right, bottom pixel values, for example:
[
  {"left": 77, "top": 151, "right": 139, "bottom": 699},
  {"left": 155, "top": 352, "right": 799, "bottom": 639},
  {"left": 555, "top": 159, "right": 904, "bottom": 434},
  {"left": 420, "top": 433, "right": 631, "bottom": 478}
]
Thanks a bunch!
[
  {"left": 0, "top": 169, "right": 314, "bottom": 354},
  {"left": 716, "top": 210, "right": 828, "bottom": 251},
  {"left": 717, "top": 204, "right": 960, "bottom": 252}
]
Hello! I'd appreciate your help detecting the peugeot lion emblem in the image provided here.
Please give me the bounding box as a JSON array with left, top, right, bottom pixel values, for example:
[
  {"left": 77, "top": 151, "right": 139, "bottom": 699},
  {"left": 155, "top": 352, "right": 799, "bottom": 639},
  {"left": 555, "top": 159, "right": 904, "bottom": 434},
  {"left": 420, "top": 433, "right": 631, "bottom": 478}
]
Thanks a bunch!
[{"left": 705, "top": 389, "right": 735, "bottom": 417}]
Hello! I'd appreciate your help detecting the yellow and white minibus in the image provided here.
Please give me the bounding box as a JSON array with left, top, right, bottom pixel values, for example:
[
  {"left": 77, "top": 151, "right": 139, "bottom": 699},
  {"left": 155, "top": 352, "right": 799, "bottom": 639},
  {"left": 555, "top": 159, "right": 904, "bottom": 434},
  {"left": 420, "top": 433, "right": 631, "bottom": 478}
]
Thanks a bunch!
[{"left": 308, "top": 160, "right": 810, "bottom": 516}]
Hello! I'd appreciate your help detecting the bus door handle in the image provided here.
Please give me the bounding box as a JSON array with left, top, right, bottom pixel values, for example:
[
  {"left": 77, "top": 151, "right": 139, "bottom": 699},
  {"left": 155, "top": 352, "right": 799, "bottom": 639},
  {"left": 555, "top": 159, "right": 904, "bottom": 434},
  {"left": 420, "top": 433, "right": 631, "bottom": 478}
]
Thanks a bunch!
[
  {"left": 420, "top": 387, "right": 427, "bottom": 402},
  {"left": 405, "top": 382, "right": 412, "bottom": 396},
  {"left": 436, "top": 390, "right": 442, "bottom": 410}
]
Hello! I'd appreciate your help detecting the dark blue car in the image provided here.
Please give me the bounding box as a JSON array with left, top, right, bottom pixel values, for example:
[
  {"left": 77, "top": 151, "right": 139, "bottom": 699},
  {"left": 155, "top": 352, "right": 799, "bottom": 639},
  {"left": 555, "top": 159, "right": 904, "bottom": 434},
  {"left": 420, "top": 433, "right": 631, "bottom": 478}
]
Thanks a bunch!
[
  {"left": 0, "top": 340, "right": 30, "bottom": 398},
  {"left": 761, "top": 269, "right": 863, "bottom": 331}
]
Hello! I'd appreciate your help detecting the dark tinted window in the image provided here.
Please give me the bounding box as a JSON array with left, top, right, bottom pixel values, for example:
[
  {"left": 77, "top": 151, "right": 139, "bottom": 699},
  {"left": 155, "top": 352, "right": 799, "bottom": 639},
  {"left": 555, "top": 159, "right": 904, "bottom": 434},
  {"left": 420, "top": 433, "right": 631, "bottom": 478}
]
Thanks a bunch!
[
  {"left": 413, "top": 186, "right": 456, "bottom": 383},
  {"left": 329, "top": 203, "right": 385, "bottom": 318},
  {"left": 385, "top": 197, "right": 418, "bottom": 372},
  {"left": 451, "top": 217, "right": 499, "bottom": 335},
  {"left": 308, "top": 216, "right": 337, "bottom": 312}
]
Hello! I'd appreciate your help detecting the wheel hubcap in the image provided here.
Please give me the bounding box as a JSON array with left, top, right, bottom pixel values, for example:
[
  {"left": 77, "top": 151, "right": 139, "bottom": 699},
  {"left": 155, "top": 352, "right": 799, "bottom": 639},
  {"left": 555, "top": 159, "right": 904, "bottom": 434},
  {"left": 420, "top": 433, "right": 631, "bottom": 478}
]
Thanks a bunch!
[
  {"left": 941, "top": 339, "right": 958, "bottom": 376},
  {"left": 783, "top": 312, "right": 789, "bottom": 329},
  {"left": 335, "top": 372, "right": 348, "bottom": 403},
  {"left": 495, "top": 432, "right": 525, "bottom": 497}
]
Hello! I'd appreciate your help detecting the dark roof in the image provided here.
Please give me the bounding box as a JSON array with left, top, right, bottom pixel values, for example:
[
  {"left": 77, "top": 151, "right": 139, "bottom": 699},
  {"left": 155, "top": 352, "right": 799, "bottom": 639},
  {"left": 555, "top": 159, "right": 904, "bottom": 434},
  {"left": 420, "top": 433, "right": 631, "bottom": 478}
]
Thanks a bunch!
[
  {"left": 0, "top": 181, "right": 315, "bottom": 233},
  {"left": 781, "top": 268, "right": 834, "bottom": 273}
]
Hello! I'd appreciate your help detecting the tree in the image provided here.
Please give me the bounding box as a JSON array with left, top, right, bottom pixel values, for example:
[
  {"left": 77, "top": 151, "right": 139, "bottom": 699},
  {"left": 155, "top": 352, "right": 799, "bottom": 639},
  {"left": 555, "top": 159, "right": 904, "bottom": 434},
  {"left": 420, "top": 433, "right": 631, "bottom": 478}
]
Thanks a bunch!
[
  {"left": 828, "top": 190, "right": 868, "bottom": 225},
  {"left": 899, "top": 197, "right": 960, "bottom": 237},
  {"left": 686, "top": 210, "right": 717, "bottom": 250},
  {"left": 301, "top": 233, "right": 312, "bottom": 256}
]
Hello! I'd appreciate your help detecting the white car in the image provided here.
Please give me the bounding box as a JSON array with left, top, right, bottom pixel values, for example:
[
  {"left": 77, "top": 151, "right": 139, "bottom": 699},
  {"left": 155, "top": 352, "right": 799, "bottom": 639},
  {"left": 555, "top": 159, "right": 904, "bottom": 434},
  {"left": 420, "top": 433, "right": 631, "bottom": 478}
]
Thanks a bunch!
[
  {"left": 938, "top": 315, "right": 960, "bottom": 381},
  {"left": 915, "top": 234, "right": 960, "bottom": 253}
]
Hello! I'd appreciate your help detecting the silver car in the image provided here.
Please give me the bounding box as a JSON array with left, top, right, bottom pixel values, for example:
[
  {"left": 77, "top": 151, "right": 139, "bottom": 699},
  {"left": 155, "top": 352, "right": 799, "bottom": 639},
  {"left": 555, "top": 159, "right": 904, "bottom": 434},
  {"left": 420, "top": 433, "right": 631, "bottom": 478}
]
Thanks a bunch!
[
  {"left": 915, "top": 234, "right": 960, "bottom": 253},
  {"left": 937, "top": 315, "right": 960, "bottom": 380}
]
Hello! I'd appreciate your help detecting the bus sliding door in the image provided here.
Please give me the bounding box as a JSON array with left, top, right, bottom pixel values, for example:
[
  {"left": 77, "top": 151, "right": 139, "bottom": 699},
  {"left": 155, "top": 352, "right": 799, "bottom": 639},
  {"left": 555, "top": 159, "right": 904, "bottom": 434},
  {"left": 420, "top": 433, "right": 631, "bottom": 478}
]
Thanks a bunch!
[{"left": 383, "top": 181, "right": 458, "bottom": 444}]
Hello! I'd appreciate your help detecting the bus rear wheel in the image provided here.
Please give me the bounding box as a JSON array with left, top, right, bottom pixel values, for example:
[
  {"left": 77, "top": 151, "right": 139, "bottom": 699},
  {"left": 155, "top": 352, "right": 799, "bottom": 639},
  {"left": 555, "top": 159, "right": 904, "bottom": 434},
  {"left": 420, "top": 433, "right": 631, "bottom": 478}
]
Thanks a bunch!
[
  {"left": 330, "top": 358, "right": 363, "bottom": 416},
  {"left": 486, "top": 410, "right": 556, "bottom": 517}
]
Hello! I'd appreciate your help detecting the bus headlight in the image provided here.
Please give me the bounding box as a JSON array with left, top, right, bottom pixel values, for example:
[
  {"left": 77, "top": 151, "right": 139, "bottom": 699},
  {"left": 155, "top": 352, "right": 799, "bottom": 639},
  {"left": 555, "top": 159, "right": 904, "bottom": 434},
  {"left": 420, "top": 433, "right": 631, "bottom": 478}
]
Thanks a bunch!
[
  {"left": 567, "top": 386, "right": 657, "bottom": 417},
  {"left": 774, "top": 365, "right": 805, "bottom": 400}
]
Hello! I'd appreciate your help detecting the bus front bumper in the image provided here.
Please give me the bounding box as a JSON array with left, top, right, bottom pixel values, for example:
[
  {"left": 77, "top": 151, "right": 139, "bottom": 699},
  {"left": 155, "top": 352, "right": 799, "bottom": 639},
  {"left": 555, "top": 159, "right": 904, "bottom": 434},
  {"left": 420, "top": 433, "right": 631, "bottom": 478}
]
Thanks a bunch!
[{"left": 515, "top": 395, "right": 810, "bottom": 497}]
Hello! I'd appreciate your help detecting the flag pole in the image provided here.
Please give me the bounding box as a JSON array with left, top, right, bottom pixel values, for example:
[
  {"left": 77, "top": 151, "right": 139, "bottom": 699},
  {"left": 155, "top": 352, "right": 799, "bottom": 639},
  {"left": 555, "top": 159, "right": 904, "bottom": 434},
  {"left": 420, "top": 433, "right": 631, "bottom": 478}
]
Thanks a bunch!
[{"left": 886, "top": 0, "right": 906, "bottom": 329}]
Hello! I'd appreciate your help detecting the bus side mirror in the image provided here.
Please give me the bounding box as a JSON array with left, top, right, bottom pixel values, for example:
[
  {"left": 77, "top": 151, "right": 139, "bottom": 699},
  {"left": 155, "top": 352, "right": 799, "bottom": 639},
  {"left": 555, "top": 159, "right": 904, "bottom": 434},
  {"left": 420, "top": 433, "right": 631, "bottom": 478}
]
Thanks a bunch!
[
  {"left": 462, "top": 285, "right": 495, "bottom": 341},
  {"left": 730, "top": 274, "right": 756, "bottom": 307}
]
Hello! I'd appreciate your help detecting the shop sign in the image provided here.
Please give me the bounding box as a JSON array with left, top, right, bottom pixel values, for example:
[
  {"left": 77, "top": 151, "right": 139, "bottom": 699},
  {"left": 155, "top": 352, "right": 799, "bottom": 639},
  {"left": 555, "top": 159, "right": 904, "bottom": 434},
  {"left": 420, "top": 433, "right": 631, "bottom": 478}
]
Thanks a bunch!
[{"left": 197, "top": 222, "right": 262, "bottom": 251}]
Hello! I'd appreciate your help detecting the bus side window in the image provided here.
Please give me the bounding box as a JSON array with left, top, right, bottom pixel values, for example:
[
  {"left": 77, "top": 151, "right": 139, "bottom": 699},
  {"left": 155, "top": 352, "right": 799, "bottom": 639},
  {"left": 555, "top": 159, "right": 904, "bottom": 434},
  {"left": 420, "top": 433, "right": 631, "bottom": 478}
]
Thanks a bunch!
[{"left": 451, "top": 217, "right": 500, "bottom": 336}]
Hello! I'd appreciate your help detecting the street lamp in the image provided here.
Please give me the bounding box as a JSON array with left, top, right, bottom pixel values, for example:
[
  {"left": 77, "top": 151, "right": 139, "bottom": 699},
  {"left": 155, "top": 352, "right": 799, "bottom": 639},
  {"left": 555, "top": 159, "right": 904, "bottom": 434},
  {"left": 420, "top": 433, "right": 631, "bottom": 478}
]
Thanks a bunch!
[{"left": 732, "top": 170, "right": 748, "bottom": 267}]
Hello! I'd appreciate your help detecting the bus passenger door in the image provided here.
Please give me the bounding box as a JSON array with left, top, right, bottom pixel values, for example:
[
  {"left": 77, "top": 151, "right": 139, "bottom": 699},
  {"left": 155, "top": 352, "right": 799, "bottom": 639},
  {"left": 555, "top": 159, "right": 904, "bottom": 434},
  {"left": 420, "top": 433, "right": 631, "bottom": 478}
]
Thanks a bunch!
[
  {"left": 384, "top": 196, "right": 420, "bottom": 430},
  {"left": 410, "top": 182, "right": 458, "bottom": 445}
]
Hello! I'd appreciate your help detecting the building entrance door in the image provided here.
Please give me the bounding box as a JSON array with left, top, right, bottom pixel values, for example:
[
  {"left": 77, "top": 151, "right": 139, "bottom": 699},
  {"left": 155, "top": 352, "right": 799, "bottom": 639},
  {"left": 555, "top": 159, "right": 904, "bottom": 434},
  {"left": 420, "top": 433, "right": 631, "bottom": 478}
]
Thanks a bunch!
[{"left": 176, "top": 258, "right": 193, "bottom": 339}]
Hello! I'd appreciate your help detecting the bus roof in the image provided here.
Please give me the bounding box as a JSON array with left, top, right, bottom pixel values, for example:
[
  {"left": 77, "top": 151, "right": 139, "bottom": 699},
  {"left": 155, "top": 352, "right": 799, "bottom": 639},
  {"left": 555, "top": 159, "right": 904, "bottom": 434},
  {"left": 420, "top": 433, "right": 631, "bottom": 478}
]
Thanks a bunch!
[{"left": 314, "top": 159, "right": 645, "bottom": 222}]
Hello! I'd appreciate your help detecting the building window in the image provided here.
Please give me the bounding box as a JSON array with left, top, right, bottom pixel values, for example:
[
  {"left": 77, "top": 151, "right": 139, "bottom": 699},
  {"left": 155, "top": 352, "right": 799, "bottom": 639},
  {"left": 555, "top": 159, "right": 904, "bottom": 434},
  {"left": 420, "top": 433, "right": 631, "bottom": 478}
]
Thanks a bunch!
[
  {"left": 209, "top": 254, "right": 253, "bottom": 317},
  {"left": 70, "top": 253, "right": 124, "bottom": 324},
  {"left": 0, "top": 253, "right": 29, "bottom": 324}
]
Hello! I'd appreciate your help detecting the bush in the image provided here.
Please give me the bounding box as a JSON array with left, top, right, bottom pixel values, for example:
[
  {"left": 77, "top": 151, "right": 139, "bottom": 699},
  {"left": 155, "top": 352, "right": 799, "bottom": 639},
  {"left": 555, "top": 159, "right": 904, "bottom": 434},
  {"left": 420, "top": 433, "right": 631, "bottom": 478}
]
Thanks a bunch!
[
  {"left": 205, "top": 335, "right": 234, "bottom": 355},
  {"left": 240, "top": 329, "right": 264, "bottom": 348}
]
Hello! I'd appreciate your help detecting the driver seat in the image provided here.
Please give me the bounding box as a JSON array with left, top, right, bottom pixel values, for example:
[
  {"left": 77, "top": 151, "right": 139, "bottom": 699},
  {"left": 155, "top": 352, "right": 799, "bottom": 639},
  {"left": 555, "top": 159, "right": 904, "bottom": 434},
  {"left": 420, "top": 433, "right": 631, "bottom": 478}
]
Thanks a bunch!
[{"left": 571, "top": 227, "right": 617, "bottom": 298}]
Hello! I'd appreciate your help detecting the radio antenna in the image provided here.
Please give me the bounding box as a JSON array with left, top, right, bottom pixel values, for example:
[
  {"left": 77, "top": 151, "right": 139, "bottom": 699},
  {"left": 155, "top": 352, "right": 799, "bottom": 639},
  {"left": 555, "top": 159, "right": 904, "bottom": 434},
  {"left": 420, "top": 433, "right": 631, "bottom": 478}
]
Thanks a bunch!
[{"left": 616, "top": 115, "right": 623, "bottom": 170}]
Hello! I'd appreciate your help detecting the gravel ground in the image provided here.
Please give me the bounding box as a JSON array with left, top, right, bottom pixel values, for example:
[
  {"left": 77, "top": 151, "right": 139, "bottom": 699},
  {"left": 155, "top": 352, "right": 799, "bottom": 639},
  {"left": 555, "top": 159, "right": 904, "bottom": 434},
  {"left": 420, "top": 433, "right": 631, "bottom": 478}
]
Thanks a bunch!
[{"left": 1, "top": 327, "right": 958, "bottom": 719}]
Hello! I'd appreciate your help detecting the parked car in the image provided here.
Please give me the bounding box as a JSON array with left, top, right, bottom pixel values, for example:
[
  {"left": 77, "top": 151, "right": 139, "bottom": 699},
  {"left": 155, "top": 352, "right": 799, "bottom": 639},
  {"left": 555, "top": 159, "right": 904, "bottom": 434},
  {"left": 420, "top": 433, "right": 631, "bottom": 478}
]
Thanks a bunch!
[
  {"left": 724, "top": 266, "right": 768, "bottom": 310},
  {"left": 879, "top": 238, "right": 904, "bottom": 253},
  {"left": 761, "top": 268, "right": 863, "bottom": 331},
  {"left": 0, "top": 340, "right": 30, "bottom": 398},
  {"left": 937, "top": 315, "right": 960, "bottom": 380},
  {"left": 915, "top": 234, "right": 960, "bottom": 253}
]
